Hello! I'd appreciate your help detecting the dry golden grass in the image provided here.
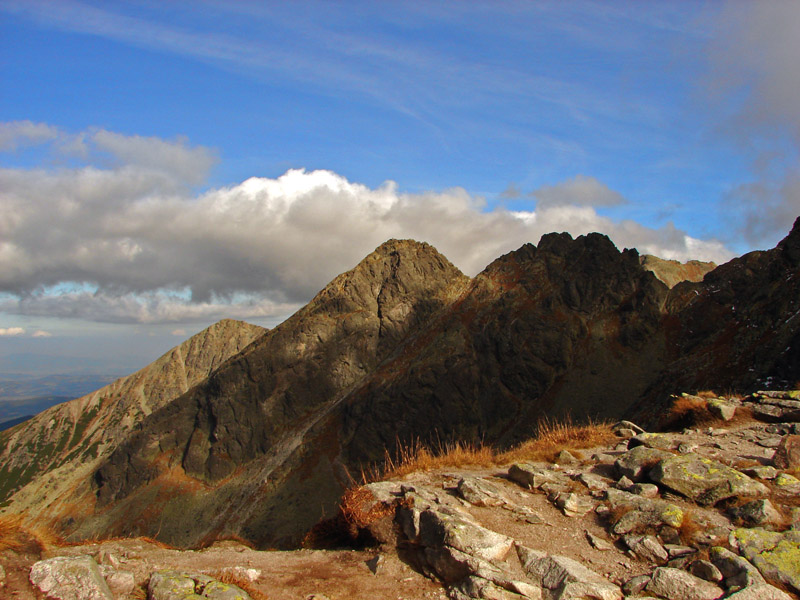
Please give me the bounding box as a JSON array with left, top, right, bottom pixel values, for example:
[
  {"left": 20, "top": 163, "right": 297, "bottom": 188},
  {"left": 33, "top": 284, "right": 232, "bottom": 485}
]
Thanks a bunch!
[
  {"left": 497, "top": 418, "right": 615, "bottom": 464},
  {"left": 368, "top": 418, "right": 614, "bottom": 482},
  {"left": 678, "top": 510, "right": 702, "bottom": 545},
  {"left": 0, "top": 514, "right": 63, "bottom": 554}
]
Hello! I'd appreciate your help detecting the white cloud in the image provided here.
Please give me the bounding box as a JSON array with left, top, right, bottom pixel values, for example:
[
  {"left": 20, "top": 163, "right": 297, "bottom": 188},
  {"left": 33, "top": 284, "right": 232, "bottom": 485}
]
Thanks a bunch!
[
  {"left": 0, "top": 327, "right": 25, "bottom": 336},
  {"left": 531, "top": 175, "right": 626, "bottom": 209},
  {"left": 0, "top": 124, "right": 737, "bottom": 324},
  {"left": 170, "top": 329, "right": 186, "bottom": 336},
  {"left": 32, "top": 330, "right": 52, "bottom": 337},
  {"left": 0, "top": 120, "right": 59, "bottom": 151}
]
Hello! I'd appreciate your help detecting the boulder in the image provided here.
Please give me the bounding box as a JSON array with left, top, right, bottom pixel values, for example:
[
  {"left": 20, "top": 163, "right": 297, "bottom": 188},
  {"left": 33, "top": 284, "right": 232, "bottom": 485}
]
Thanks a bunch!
[
  {"left": 709, "top": 546, "right": 765, "bottom": 589},
  {"left": 458, "top": 477, "right": 507, "bottom": 507},
  {"left": 730, "top": 528, "right": 800, "bottom": 593},
  {"left": 629, "top": 432, "right": 679, "bottom": 451},
  {"left": 649, "top": 454, "right": 769, "bottom": 505},
  {"left": 645, "top": 567, "right": 723, "bottom": 600},
  {"left": 724, "top": 584, "right": 794, "bottom": 599},
  {"left": 517, "top": 545, "right": 622, "bottom": 600},
  {"left": 604, "top": 489, "right": 684, "bottom": 534},
  {"left": 772, "top": 434, "right": 800, "bottom": 469},
  {"left": 419, "top": 508, "right": 514, "bottom": 563},
  {"left": 552, "top": 492, "right": 594, "bottom": 517},
  {"left": 689, "top": 560, "right": 723, "bottom": 583},
  {"left": 29, "top": 556, "right": 114, "bottom": 600},
  {"left": 508, "top": 464, "right": 571, "bottom": 490},
  {"left": 614, "top": 446, "right": 673, "bottom": 481},
  {"left": 729, "top": 499, "right": 785, "bottom": 528}
]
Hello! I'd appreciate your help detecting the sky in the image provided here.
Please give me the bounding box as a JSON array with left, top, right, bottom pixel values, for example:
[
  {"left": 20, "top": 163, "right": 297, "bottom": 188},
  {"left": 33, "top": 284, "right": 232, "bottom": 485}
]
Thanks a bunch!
[{"left": 1, "top": 0, "right": 800, "bottom": 376}]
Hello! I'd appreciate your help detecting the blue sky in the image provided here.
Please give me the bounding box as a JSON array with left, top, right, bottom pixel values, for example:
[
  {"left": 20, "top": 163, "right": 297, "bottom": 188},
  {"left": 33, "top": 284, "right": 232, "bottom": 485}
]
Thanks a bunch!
[{"left": 1, "top": 1, "right": 799, "bottom": 375}]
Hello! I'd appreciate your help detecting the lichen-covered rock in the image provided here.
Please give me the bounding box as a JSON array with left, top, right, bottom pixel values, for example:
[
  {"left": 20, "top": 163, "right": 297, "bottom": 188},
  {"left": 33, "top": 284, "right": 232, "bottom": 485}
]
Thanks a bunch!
[
  {"left": 649, "top": 454, "right": 769, "bottom": 505},
  {"left": 604, "top": 489, "right": 684, "bottom": 534},
  {"left": 629, "top": 432, "right": 679, "bottom": 451},
  {"left": 29, "top": 556, "right": 113, "bottom": 600},
  {"left": 645, "top": 567, "right": 723, "bottom": 600},
  {"left": 730, "top": 528, "right": 800, "bottom": 593},
  {"left": 148, "top": 571, "right": 252, "bottom": 600},
  {"left": 614, "top": 446, "right": 673, "bottom": 481}
]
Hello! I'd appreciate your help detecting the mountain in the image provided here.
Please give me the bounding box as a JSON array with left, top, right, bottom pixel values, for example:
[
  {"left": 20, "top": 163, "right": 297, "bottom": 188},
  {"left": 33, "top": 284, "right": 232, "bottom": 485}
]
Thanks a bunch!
[
  {"left": 3, "top": 221, "right": 800, "bottom": 551},
  {"left": 0, "top": 319, "right": 265, "bottom": 517},
  {"left": 639, "top": 254, "right": 716, "bottom": 288}
]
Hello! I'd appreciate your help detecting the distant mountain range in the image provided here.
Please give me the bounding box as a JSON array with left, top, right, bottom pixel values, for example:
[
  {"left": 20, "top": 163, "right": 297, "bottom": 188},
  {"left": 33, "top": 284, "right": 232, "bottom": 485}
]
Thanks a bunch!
[{"left": 1, "top": 220, "right": 798, "bottom": 550}]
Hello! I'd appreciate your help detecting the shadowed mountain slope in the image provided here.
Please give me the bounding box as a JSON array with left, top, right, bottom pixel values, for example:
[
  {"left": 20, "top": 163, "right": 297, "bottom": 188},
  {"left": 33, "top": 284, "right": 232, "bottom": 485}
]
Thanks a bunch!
[{"left": 0, "top": 319, "right": 265, "bottom": 515}]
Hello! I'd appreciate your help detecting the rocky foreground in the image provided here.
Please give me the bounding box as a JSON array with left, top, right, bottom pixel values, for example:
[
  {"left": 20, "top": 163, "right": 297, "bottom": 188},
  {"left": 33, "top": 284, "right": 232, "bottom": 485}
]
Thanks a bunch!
[{"left": 5, "top": 390, "right": 800, "bottom": 600}]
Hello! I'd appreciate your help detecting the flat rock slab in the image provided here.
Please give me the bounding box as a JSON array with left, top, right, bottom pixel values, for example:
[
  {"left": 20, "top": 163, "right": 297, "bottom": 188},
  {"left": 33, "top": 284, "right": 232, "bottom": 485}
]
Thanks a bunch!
[
  {"left": 730, "top": 528, "right": 800, "bottom": 593},
  {"left": 649, "top": 453, "right": 769, "bottom": 505},
  {"left": 645, "top": 567, "right": 723, "bottom": 600},
  {"left": 517, "top": 546, "right": 622, "bottom": 600},
  {"left": 29, "top": 556, "right": 113, "bottom": 600}
]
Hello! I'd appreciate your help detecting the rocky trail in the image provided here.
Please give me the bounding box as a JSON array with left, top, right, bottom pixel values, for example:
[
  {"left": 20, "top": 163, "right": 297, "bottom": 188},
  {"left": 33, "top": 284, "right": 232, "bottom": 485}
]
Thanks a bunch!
[{"left": 5, "top": 390, "right": 800, "bottom": 600}]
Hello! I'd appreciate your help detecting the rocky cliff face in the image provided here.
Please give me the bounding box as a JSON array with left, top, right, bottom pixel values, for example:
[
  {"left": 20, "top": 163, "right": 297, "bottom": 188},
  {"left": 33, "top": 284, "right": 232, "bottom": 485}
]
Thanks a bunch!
[
  {"left": 4, "top": 222, "right": 800, "bottom": 551},
  {"left": 0, "top": 319, "right": 265, "bottom": 522},
  {"left": 639, "top": 254, "right": 716, "bottom": 288}
]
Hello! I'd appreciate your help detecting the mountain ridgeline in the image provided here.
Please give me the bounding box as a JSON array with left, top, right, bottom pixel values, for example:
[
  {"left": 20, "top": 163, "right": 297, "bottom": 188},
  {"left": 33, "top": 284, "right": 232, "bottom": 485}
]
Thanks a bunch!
[{"left": 2, "top": 222, "right": 800, "bottom": 549}]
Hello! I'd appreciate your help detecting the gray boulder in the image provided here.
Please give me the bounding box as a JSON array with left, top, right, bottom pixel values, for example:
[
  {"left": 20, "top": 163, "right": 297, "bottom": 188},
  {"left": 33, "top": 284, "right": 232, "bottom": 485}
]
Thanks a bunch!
[
  {"left": 614, "top": 446, "right": 673, "bottom": 481},
  {"left": 419, "top": 508, "right": 514, "bottom": 562},
  {"left": 458, "top": 477, "right": 507, "bottom": 507},
  {"left": 29, "top": 556, "right": 113, "bottom": 600},
  {"left": 645, "top": 567, "right": 722, "bottom": 600},
  {"left": 517, "top": 545, "right": 622, "bottom": 600}
]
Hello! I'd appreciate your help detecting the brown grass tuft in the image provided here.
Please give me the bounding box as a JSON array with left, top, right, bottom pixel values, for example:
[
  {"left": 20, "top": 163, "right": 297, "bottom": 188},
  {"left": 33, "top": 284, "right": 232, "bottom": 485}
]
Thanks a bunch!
[
  {"left": 376, "top": 439, "right": 495, "bottom": 481},
  {"left": 678, "top": 511, "right": 703, "bottom": 545},
  {"left": 0, "top": 514, "right": 64, "bottom": 554},
  {"left": 211, "top": 570, "right": 269, "bottom": 600}
]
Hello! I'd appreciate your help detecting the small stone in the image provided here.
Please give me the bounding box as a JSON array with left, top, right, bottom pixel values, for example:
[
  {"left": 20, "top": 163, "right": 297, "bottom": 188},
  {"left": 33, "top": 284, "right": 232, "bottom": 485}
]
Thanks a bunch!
[
  {"left": 366, "top": 554, "right": 384, "bottom": 575},
  {"left": 585, "top": 530, "right": 613, "bottom": 551},
  {"left": 616, "top": 476, "right": 634, "bottom": 490},
  {"left": 690, "top": 559, "right": 724, "bottom": 583},
  {"left": 555, "top": 450, "right": 579, "bottom": 465},
  {"left": 623, "top": 534, "right": 668, "bottom": 563},
  {"left": 615, "top": 446, "right": 673, "bottom": 482},
  {"left": 665, "top": 544, "right": 696, "bottom": 558},
  {"left": 630, "top": 483, "right": 659, "bottom": 498},
  {"left": 622, "top": 574, "right": 650, "bottom": 596},
  {"left": 554, "top": 492, "right": 594, "bottom": 517},
  {"left": 729, "top": 498, "right": 785, "bottom": 528},
  {"left": 724, "top": 584, "right": 793, "bottom": 599}
]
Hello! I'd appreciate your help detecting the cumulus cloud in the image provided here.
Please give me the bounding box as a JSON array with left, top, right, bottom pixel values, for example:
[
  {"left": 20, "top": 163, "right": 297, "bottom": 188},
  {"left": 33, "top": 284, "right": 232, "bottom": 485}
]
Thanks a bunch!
[
  {"left": 531, "top": 175, "right": 627, "bottom": 209},
  {"left": 0, "top": 327, "right": 25, "bottom": 336},
  {"left": 707, "top": 2, "right": 800, "bottom": 244},
  {"left": 0, "top": 124, "right": 735, "bottom": 324},
  {"left": 32, "top": 330, "right": 52, "bottom": 337},
  {"left": 0, "top": 120, "right": 59, "bottom": 151}
]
